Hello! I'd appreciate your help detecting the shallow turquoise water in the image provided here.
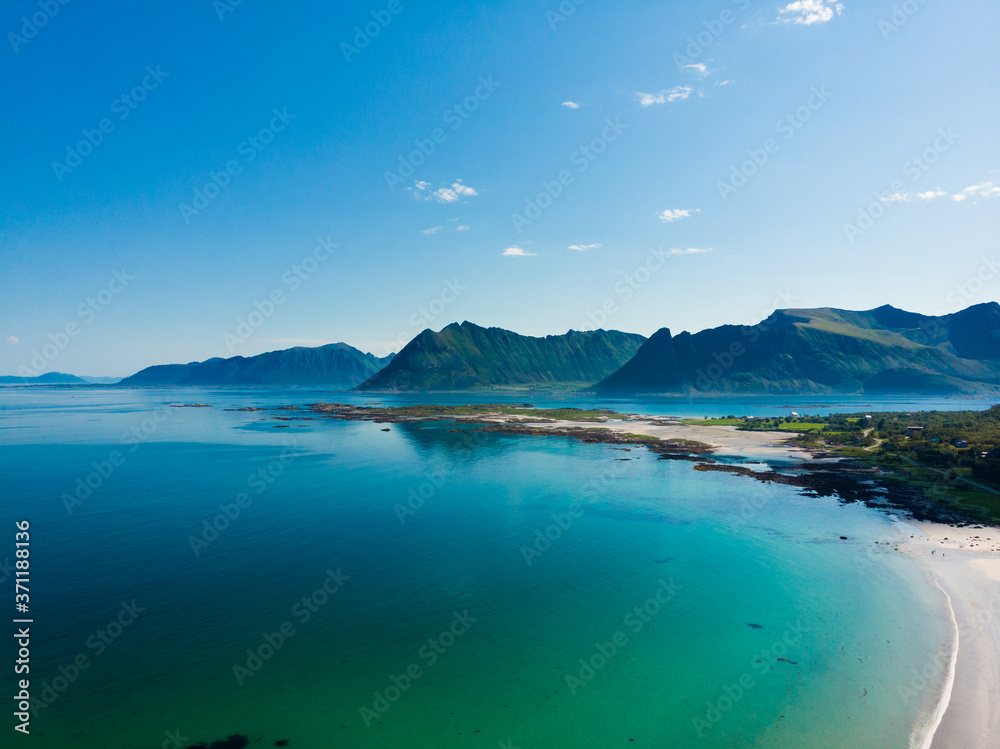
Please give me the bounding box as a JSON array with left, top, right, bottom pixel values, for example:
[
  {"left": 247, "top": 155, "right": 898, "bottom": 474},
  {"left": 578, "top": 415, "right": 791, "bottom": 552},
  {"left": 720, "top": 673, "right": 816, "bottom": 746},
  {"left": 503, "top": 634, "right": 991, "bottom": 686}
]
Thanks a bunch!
[{"left": 0, "top": 389, "right": 957, "bottom": 748}]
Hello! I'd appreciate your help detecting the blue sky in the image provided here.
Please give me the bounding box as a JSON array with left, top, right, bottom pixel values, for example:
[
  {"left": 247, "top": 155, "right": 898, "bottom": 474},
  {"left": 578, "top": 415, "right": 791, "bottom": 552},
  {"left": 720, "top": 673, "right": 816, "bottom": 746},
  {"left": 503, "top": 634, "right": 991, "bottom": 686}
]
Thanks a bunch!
[{"left": 2, "top": 0, "right": 998, "bottom": 376}]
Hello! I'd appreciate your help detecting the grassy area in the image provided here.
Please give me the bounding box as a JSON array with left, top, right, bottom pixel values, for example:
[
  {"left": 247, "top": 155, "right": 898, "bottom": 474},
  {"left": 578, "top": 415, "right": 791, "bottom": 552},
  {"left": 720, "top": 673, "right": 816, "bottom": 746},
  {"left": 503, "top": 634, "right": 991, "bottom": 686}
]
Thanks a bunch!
[
  {"left": 683, "top": 418, "right": 826, "bottom": 432},
  {"left": 682, "top": 418, "right": 744, "bottom": 426},
  {"left": 345, "top": 404, "right": 618, "bottom": 422}
]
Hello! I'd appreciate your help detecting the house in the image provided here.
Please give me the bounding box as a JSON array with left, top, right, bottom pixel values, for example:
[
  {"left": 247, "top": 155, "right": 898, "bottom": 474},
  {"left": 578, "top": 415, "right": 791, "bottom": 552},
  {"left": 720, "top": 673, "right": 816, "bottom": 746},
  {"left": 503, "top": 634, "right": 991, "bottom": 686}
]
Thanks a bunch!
[
  {"left": 954, "top": 439, "right": 969, "bottom": 449},
  {"left": 907, "top": 426, "right": 924, "bottom": 435}
]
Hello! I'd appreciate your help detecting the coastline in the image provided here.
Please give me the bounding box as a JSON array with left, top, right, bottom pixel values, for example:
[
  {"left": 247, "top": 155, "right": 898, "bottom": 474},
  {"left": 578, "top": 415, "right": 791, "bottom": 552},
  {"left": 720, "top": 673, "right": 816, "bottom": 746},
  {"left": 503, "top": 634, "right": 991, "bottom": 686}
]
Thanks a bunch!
[
  {"left": 472, "top": 414, "right": 812, "bottom": 461},
  {"left": 510, "top": 411, "right": 1000, "bottom": 747},
  {"left": 899, "top": 522, "right": 1000, "bottom": 749}
]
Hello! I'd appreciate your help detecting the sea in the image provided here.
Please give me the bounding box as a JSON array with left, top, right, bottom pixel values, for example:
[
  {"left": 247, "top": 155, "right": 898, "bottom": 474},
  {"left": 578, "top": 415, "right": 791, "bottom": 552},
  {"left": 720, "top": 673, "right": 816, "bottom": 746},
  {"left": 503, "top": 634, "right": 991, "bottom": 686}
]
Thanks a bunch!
[{"left": 1, "top": 387, "right": 989, "bottom": 749}]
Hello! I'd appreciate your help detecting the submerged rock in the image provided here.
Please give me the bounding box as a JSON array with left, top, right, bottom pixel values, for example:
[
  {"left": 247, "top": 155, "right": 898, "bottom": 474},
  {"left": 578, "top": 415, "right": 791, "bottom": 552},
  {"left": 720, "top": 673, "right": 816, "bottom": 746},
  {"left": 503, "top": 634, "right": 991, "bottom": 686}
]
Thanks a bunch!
[{"left": 182, "top": 735, "right": 248, "bottom": 749}]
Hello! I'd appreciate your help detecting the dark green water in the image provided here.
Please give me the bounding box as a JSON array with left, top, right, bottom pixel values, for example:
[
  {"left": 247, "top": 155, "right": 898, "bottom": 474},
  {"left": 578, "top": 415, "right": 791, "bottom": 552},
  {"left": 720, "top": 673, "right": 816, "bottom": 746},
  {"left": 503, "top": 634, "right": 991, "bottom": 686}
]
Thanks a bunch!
[{"left": 0, "top": 389, "right": 956, "bottom": 748}]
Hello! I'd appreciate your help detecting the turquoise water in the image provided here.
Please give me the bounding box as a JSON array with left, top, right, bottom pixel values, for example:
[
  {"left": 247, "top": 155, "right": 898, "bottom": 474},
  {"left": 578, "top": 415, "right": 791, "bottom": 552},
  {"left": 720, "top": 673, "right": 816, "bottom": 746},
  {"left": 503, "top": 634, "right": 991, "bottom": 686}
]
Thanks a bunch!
[{"left": 0, "top": 389, "right": 962, "bottom": 748}]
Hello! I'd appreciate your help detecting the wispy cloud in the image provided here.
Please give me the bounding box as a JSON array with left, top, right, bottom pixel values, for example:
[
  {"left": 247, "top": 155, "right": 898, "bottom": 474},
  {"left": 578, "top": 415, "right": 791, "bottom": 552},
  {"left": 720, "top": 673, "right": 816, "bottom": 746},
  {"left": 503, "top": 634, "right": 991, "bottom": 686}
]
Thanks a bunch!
[
  {"left": 456, "top": 225, "right": 470, "bottom": 231},
  {"left": 502, "top": 246, "right": 536, "bottom": 257},
  {"left": 714, "top": 79, "right": 735, "bottom": 87},
  {"left": 657, "top": 208, "right": 699, "bottom": 222},
  {"left": 422, "top": 226, "right": 443, "bottom": 235},
  {"left": 410, "top": 179, "right": 479, "bottom": 204},
  {"left": 682, "top": 63, "right": 708, "bottom": 76},
  {"left": 562, "top": 101, "right": 580, "bottom": 109},
  {"left": 568, "top": 243, "right": 601, "bottom": 251},
  {"left": 5, "top": 336, "right": 18, "bottom": 344},
  {"left": 952, "top": 181, "right": 1000, "bottom": 202},
  {"left": 880, "top": 189, "right": 946, "bottom": 203},
  {"left": 669, "top": 247, "right": 712, "bottom": 255},
  {"left": 637, "top": 86, "right": 693, "bottom": 107},
  {"left": 777, "top": 0, "right": 844, "bottom": 25}
]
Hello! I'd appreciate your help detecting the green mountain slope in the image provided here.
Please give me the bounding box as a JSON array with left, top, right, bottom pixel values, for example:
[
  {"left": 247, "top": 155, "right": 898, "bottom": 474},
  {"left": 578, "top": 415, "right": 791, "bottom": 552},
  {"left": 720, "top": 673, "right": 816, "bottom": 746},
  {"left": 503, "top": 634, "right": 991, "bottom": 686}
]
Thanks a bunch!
[
  {"left": 355, "top": 322, "right": 646, "bottom": 391},
  {"left": 596, "top": 303, "right": 1000, "bottom": 395},
  {"left": 119, "top": 343, "right": 393, "bottom": 388}
]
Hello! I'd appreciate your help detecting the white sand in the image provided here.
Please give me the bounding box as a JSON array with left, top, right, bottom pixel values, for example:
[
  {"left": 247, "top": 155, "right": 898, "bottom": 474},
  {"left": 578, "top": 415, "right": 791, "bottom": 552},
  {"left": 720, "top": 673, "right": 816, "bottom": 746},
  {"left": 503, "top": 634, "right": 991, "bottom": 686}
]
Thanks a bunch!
[
  {"left": 477, "top": 415, "right": 812, "bottom": 460},
  {"left": 899, "top": 523, "right": 1000, "bottom": 749}
]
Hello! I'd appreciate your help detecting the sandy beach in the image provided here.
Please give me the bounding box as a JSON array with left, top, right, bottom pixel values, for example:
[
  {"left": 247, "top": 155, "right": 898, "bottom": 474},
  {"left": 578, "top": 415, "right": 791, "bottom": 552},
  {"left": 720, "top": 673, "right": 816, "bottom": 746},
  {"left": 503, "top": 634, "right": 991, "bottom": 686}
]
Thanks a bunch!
[
  {"left": 477, "top": 414, "right": 812, "bottom": 460},
  {"left": 899, "top": 523, "right": 1000, "bottom": 749}
]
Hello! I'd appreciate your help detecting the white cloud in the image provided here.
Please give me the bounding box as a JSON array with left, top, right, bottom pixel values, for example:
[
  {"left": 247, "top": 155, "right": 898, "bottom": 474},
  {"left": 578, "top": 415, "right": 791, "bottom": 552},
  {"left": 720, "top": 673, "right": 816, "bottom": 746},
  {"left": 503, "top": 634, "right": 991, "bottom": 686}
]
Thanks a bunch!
[
  {"left": 568, "top": 243, "right": 601, "bottom": 251},
  {"left": 5, "top": 336, "right": 18, "bottom": 344},
  {"left": 502, "top": 246, "right": 536, "bottom": 257},
  {"left": 682, "top": 63, "right": 708, "bottom": 76},
  {"left": 880, "top": 189, "right": 946, "bottom": 203},
  {"left": 715, "top": 79, "right": 735, "bottom": 86},
  {"left": 669, "top": 247, "right": 712, "bottom": 255},
  {"left": 411, "top": 179, "right": 479, "bottom": 204},
  {"left": 657, "top": 208, "right": 699, "bottom": 223},
  {"left": 777, "top": 0, "right": 844, "bottom": 25},
  {"left": 422, "top": 226, "right": 443, "bottom": 235},
  {"left": 456, "top": 225, "right": 470, "bottom": 231},
  {"left": 451, "top": 180, "right": 477, "bottom": 197},
  {"left": 637, "top": 86, "right": 693, "bottom": 107},
  {"left": 952, "top": 181, "right": 1000, "bottom": 202},
  {"left": 562, "top": 101, "right": 580, "bottom": 109}
]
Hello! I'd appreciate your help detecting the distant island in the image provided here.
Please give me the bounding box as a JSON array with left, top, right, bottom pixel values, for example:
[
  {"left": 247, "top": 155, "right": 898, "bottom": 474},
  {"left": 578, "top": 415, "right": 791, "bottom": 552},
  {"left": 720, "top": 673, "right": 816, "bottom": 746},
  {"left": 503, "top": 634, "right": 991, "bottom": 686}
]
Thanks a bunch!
[{"left": 117, "top": 343, "right": 394, "bottom": 389}]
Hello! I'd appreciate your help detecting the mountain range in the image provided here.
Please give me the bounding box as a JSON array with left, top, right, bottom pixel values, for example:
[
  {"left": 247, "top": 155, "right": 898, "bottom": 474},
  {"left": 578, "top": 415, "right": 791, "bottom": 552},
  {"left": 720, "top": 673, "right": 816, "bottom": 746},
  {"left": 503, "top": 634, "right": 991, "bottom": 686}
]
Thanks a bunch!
[
  {"left": 595, "top": 303, "right": 1000, "bottom": 395},
  {"left": 16, "top": 302, "right": 1000, "bottom": 394},
  {"left": 354, "top": 322, "right": 646, "bottom": 391},
  {"left": 118, "top": 343, "right": 393, "bottom": 388}
]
